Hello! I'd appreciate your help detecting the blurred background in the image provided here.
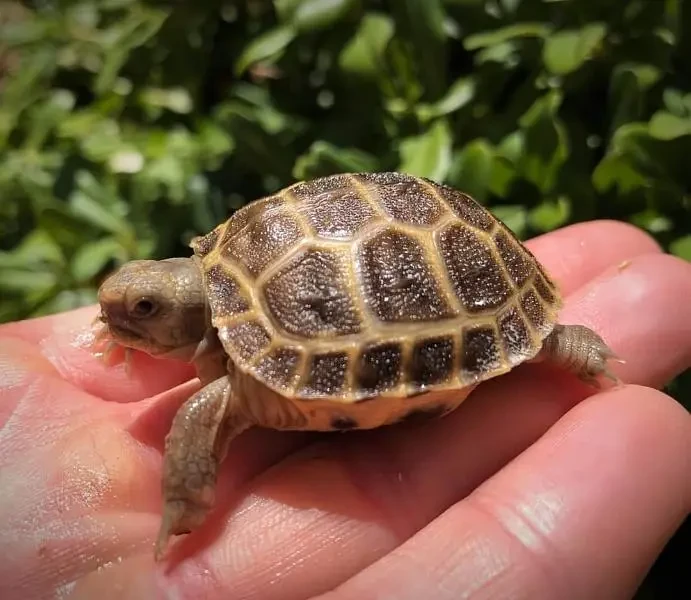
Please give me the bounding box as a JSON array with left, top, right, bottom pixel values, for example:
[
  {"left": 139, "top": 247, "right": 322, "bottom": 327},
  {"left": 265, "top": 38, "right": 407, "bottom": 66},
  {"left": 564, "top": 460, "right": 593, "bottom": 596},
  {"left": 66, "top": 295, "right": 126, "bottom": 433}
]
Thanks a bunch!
[{"left": 0, "top": 0, "right": 688, "bottom": 596}]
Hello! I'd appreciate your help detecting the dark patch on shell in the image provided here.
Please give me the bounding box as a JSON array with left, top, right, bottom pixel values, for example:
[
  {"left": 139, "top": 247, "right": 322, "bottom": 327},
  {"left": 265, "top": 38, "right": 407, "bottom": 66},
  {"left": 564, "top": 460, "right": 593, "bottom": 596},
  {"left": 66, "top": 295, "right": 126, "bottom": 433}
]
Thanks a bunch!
[
  {"left": 359, "top": 228, "right": 454, "bottom": 322},
  {"left": 399, "top": 404, "right": 449, "bottom": 425},
  {"left": 439, "top": 224, "right": 513, "bottom": 313},
  {"left": 300, "top": 351, "right": 349, "bottom": 397},
  {"left": 356, "top": 341, "right": 403, "bottom": 395},
  {"left": 331, "top": 416, "right": 358, "bottom": 430}
]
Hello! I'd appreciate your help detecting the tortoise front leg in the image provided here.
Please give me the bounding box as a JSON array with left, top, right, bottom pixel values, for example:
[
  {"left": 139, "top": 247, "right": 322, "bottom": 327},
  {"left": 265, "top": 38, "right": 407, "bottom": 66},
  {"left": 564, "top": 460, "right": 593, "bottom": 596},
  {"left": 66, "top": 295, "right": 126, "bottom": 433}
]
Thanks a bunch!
[
  {"left": 192, "top": 328, "right": 228, "bottom": 385},
  {"left": 540, "top": 323, "right": 625, "bottom": 386},
  {"left": 155, "top": 376, "right": 251, "bottom": 560}
]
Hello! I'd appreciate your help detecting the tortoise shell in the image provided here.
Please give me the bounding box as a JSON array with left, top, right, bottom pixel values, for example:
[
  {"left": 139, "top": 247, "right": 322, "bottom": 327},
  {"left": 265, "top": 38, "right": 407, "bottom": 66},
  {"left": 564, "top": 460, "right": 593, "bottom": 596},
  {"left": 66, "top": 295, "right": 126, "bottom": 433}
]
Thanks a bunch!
[{"left": 191, "top": 172, "right": 561, "bottom": 403}]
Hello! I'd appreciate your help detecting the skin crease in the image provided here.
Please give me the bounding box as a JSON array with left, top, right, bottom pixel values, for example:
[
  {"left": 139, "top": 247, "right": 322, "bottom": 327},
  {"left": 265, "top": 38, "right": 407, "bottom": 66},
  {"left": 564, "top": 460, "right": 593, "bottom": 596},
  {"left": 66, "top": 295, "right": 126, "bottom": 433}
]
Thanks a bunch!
[{"left": 0, "top": 220, "right": 688, "bottom": 600}]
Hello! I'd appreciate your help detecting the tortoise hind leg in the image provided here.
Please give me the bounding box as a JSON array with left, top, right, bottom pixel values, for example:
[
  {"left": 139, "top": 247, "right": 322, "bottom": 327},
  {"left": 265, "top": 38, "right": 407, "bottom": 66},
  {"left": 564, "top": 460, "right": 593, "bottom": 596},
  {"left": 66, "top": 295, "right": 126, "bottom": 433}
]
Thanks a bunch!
[
  {"left": 155, "top": 376, "right": 251, "bottom": 560},
  {"left": 540, "top": 324, "right": 625, "bottom": 387}
]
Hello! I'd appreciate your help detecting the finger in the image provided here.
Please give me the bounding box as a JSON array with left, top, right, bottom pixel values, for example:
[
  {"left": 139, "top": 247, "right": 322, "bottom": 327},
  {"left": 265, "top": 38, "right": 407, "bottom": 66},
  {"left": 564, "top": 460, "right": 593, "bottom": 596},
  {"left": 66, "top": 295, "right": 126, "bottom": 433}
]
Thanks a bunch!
[
  {"left": 556, "top": 254, "right": 691, "bottom": 389},
  {"left": 320, "top": 385, "right": 691, "bottom": 600},
  {"left": 154, "top": 249, "right": 690, "bottom": 599},
  {"left": 0, "top": 305, "right": 196, "bottom": 403},
  {"left": 524, "top": 219, "right": 660, "bottom": 295}
]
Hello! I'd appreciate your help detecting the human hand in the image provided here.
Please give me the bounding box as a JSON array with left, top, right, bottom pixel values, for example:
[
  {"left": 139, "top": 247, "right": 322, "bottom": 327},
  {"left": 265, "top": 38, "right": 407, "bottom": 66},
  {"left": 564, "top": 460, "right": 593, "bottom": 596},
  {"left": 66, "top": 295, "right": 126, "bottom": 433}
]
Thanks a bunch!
[{"left": 1, "top": 220, "right": 690, "bottom": 600}]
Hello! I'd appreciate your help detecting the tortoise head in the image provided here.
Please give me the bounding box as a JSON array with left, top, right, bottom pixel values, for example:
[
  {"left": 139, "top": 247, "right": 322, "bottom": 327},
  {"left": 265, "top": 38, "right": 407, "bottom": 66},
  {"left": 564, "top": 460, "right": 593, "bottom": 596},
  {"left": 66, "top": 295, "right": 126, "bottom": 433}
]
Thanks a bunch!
[{"left": 96, "top": 257, "right": 209, "bottom": 360}]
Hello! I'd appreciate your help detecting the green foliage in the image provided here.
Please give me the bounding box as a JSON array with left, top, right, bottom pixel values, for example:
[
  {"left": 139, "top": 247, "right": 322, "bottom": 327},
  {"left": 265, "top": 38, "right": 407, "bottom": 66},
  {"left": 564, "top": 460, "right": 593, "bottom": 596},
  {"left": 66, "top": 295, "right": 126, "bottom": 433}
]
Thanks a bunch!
[
  {"left": 0, "top": 1, "right": 689, "bottom": 591},
  {"left": 0, "top": 0, "right": 689, "bottom": 324}
]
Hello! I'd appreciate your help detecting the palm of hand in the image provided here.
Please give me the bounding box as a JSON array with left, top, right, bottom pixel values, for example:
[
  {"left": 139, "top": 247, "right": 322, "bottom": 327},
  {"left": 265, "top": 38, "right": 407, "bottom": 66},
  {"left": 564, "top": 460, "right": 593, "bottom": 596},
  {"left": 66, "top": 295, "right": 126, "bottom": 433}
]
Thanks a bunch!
[{"left": 1, "top": 221, "right": 690, "bottom": 600}]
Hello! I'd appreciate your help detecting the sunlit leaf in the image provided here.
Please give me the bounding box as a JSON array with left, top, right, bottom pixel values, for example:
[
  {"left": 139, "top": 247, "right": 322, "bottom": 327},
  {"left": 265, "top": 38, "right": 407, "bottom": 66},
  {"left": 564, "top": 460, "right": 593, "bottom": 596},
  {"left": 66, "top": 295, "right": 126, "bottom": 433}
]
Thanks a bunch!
[
  {"left": 71, "top": 237, "right": 124, "bottom": 283},
  {"left": 293, "top": 141, "right": 379, "bottom": 180},
  {"left": 464, "top": 23, "right": 551, "bottom": 50},
  {"left": 543, "top": 23, "right": 607, "bottom": 75},
  {"left": 234, "top": 25, "right": 296, "bottom": 75},
  {"left": 339, "top": 12, "right": 395, "bottom": 78},
  {"left": 391, "top": 0, "right": 448, "bottom": 99},
  {"left": 0, "top": 230, "right": 64, "bottom": 268},
  {"left": 491, "top": 205, "right": 527, "bottom": 238},
  {"left": 292, "top": 0, "right": 357, "bottom": 32},
  {"left": 517, "top": 91, "right": 569, "bottom": 193},
  {"left": 609, "top": 63, "right": 663, "bottom": 132},
  {"left": 630, "top": 209, "right": 673, "bottom": 234},
  {"left": 528, "top": 196, "right": 570, "bottom": 232},
  {"left": 416, "top": 77, "right": 476, "bottom": 121},
  {"left": 0, "top": 268, "right": 57, "bottom": 293},
  {"left": 670, "top": 235, "right": 691, "bottom": 261},
  {"left": 662, "top": 88, "right": 691, "bottom": 117},
  {"left": 648, "top": 111, "right": 691, "bottom": 140},
  {"left": 398, "top": 119, "right": 452, "bottom": 181},
  {"left": 449, "top": 138, "right": 494, "bottom": 202},
  {"left": 592, "top": 153, "right": 649, "bottom": 194}
]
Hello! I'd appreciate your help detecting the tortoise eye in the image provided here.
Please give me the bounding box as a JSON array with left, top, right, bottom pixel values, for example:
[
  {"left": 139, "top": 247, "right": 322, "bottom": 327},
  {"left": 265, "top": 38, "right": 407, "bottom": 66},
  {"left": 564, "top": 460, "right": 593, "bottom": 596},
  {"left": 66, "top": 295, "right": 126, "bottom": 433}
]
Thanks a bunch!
[{"left": 130, "top": 298, "right": 158, "bottom": 318}]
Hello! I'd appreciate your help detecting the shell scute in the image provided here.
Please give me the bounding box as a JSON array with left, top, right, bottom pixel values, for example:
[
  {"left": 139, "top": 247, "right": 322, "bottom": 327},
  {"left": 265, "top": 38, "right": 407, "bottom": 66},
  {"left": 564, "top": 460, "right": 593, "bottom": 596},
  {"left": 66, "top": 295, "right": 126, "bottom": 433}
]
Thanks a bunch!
[
  {"left": 409, "top": 336, "right": 455, "bottom": 388},
  {"left": 218, "top": 320, "right": 271, "bottom": 363},
  {"left": 263, "top": 246, "right": 362, "bottom": 338},
  {"left": 221, "top": 205, "right": 304, "bottom": 278},
  {"left": 433, "top": 182, "right": 495, "bottom": 231},
  {"left": 254, "top": 346, "right": 303, "bottom": 391},
  {"left": 358, "top": 227, "right": 456, "bottom": 323},
  {"left": 520, "top": 288, "right": 549, "bottom": 333},
  {"left": 357, "top": 172, "right": 446, "bottom": 226},
  {"left": 497, "top": 305, "right": 533, "bottom": 364},
  {"left": 205, "top": 264, "right": 251, "bottom": 318},
  {"left": 494, "top": 228, "right": 535, "bottom": 287},
  {"left": 534, "top": 272, "right": 557, "bottom": 304},
  {"left": 300, "top": 351, "right": 349, "bottom": 397},
  {"left": 438, "top": 223, "right": 513, "bottom": 313},
  {"left": 291, "top": 174, "right": 377, "bottom": 240},
  {"left": 191, "top": 226, "right": 221, "bottom": 257},
  {"left": 460, "top": 325, "right": 504, "bottom": 382},
  {"left": 198, "top": 172, "right": 562, "bottom": 402},
  {"left": 356, "top": 341, "right": 403, "bottom": 395}
]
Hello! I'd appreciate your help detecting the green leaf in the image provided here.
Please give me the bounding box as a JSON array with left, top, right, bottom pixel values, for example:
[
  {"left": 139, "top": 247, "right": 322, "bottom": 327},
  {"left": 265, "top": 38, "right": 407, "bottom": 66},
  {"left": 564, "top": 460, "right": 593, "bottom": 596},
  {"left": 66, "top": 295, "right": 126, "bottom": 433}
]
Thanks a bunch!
[
  {"left": 630, "top": 209, "right": 673, "bottom": 234},
  {"left": 416, "top": 77, "right": 476, "bottom": 121},
  {"left": 0, "top": 230, "right": 64, "bottom": 269},
  {"left": 528, "top": 196, "right": 571, "bottom": 232},
  {"left": 517, "top": 91, "right": 569, "bottom": 193},
  {"left": 292, "top": 0, "right": 357, "bottom": 32},
  {"left": 71, "top": 238, "right": 124, "bottom": 283},
  {"left": 38, "top": 288, "right": 99, "bottom": 317},
  {"left": 491, "top": 205, "right": 527, "bottom": 238},
  {"left": 670, "top": 235, "right": 691, "bottom": 261},
  {"left": 449, "top": 139, "right": 494, "bottom": 202},
  {"left": 662, "top": 88, "right": 690, "bottom": 117},
  {"left": 339, "top": 13, "right": 395, "bottom": 78},
  {"left": 0, "top": 268, "right": 57, "bottom": 293},
  {"left": 139, "top": 87, "right": 193, "bottom": 114},
  {"left": 398, "top": 119, "right": 452, "bottom": 182},
  {"left": 69, "top": 191, "right": 130, "bottom": 235},
  {"left": 390, "top": 0, "right": 448, "bottom": 99},
  {"left": 648, "top": 111, "right": 691, "bottom": 140},
  {"left": 592, "top": 154, "right": 649, "bottom": 194},
  {"left": 293, "top": 141, "right": 379, "bottom": 180},
  {"left": 274, "top": 0, "right": 303, "bottom": 22},
  {"left": 543, "top": 23, "right": 607, "bottom": 75},
  {"left": 234, "top": 26, "right": 297, "bottom": 76},
  {"left": 609, "top": 63, "right": 663, "bottom": 133},
  {"left": 67, "top": 172, "right": 131, "bottom": 235},
  {"left": 94, "top": 8, "right": 168, "bottom": 95},
  {"left": 464, "top": 23, "right": 551, "bottom": 50}
]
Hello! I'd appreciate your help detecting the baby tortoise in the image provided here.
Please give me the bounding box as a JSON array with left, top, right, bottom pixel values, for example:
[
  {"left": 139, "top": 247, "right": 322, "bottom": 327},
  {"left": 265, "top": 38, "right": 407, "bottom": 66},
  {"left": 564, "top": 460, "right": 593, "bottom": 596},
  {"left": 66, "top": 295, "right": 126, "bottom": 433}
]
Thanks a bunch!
[{"left": 93, "top": 172, "right": 622, "bottom": 559}]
